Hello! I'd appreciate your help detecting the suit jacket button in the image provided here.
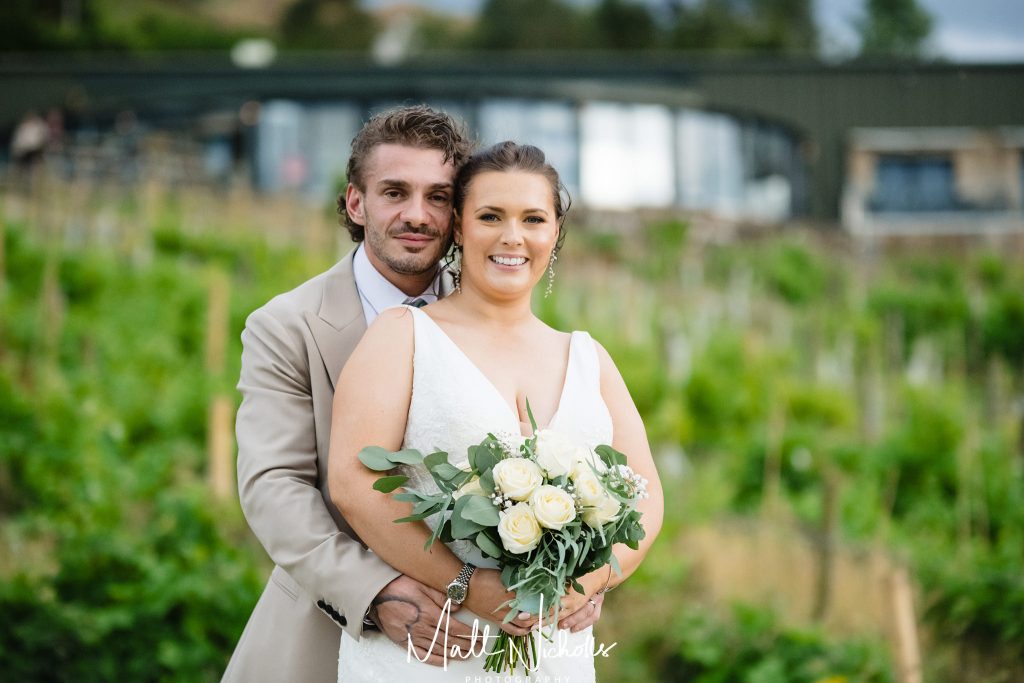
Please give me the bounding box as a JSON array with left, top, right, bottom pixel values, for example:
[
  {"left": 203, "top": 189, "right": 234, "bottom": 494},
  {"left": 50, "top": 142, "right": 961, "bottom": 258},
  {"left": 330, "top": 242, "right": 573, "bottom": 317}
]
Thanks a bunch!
[
  {"left": 338, "top": 615, "right": 347, "bottom": 626},
  {"left": 317, "top": 599, "right": 327, "bottom": 609}
]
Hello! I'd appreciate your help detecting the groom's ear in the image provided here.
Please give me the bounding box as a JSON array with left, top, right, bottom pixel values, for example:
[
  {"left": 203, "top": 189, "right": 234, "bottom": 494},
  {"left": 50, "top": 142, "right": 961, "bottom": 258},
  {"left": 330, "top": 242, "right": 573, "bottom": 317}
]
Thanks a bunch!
[
  {"left": 452, "top": 211, "right": 462, "bottom": 245},
  {"left": 345, "top": 184, "right": 365, "bottom": 226}
]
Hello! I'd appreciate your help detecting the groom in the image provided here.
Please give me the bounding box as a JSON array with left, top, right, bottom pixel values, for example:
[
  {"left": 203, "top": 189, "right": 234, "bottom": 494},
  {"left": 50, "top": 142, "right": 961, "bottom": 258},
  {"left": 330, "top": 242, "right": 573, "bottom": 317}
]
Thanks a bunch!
[{"left": 223, "top": 105, "right": 603, "bottom": 682}]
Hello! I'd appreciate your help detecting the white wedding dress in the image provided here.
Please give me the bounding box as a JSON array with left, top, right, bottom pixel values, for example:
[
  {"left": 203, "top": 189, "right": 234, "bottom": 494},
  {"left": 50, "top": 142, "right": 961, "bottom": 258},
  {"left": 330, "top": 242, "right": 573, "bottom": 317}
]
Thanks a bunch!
[{"left": 338, "top": 305, "right": 612, "bottom": 682}]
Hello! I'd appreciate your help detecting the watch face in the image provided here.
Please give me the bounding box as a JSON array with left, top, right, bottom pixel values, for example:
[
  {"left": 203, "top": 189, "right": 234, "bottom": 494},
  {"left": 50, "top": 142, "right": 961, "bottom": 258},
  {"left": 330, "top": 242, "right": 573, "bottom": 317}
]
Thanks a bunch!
[{"left": 447, "top": 582, "right": 467, "bottom": 603}]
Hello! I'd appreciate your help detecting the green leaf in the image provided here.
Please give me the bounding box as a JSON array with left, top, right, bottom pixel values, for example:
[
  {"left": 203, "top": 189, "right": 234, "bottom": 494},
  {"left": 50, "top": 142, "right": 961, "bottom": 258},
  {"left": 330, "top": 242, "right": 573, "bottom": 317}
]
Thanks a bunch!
[
  {"left": 476, "top": 531, "right": 503, "bottom": 558},
  {"left": 431, "top": 463, "right": 463, "bottom": 481},
  {"left": 372, "top": 475, "right": 408, "bottom": 493},
  {"left": 450, "top": 495, "right": 487, "bottom": 538},
  {"left": 451, "top": 514, "right": 484, "bottom": 540},
  {"left": 479, "top": 470, "right": 495, "bottom": 494},
  {"left": 358, "top": 446, "right": 396, "bottom": 471},
  {"left": 459, "top": 495, "right": 500, "bottom": 527},
  {"left": 609, "top": 553, "right": 622, "bottom": 577},
  {"left": 595, "top": 444, "right": 626, "bottom": 468},
  {"left": 424, "top": 450, "right": 450, "bottom": 471},
  {"left": 570, "top": 579, "right": 585, "bottom": 595},
  {"left": 525, "top": 397, "right": 538, "bottom": 432},
  {"left": 474, "top": 447, "right": 501, "bottom": 474},
  {"left": 515, "top": 591, "right": 543, "bottom": 615},
  {"left": 389, "top": 448, "right": 425, "bottom": 465}
]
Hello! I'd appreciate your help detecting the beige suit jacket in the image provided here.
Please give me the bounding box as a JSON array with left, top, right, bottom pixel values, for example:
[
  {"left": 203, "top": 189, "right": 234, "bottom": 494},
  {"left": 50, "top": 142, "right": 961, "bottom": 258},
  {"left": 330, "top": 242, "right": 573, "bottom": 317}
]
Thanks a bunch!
[{"left": 222, "top": 252, "right": 404, "bottom": 682}]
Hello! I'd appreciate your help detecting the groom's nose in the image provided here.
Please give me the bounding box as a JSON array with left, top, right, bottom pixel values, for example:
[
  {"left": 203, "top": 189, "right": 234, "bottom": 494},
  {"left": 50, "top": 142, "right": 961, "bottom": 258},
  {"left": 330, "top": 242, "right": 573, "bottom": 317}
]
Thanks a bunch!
[{"left": 400, "top": 194, "right": 430, "bottom": 228}]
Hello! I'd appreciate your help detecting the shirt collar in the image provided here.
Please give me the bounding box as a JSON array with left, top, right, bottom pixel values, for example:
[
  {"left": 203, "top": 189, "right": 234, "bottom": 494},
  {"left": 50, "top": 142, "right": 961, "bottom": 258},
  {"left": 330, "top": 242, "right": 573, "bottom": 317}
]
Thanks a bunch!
[{"left": 352, "top": 244, "right": 441, "bottom": 322}]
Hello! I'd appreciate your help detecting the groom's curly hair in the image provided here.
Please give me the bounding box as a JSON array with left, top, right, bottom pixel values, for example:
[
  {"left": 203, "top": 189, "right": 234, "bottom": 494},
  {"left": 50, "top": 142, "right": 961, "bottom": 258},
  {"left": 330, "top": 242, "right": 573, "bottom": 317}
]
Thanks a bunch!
[{"left": 338, "top": 105, "right": 473, "bottom": 242}]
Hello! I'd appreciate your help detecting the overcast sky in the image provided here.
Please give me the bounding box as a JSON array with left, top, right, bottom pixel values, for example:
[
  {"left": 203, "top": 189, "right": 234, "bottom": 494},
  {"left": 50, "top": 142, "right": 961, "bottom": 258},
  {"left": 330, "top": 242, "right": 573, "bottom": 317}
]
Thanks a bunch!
[{"left": 366, "top": 0, "right": 1024, "bottom": 62}]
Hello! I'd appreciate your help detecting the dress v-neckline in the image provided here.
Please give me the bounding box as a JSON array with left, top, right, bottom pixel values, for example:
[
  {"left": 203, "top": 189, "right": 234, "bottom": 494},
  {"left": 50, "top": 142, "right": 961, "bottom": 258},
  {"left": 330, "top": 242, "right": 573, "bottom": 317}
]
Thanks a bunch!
[{"left": 412, "top": 307, "right": 575, "bottom": 434}]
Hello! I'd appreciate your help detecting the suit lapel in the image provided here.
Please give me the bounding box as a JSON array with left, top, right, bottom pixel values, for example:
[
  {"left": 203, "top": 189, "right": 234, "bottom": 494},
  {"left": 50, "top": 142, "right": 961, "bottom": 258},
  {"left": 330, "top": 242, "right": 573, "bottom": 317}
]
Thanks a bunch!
[{"left": 306, "top": 252, "right": 367, "bottom": 391}]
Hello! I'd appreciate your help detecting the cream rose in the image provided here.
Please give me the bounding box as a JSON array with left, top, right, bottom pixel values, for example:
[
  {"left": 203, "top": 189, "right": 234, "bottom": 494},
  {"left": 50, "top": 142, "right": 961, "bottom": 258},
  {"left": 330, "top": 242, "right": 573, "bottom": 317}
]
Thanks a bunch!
[
  {"left": 492, "top": 458, "right": 543, "bottom": 501},
  {"left": 453, "top": 475, "right": 485, "bottom": 500},
  {"left": 497, "top": 503, "right": 543, "bottom": 554},
  {"left": 570, "top": 462, "right": 607, "bottom": 506},
  {"left": 582, "top": 494, "right": 621, "bottom": 528},
  {"left": 534, "top": 429, "right": 585, "bottom": 478},
  {"left": 529, "top": 485, "right": 577, "bottom": 530}
]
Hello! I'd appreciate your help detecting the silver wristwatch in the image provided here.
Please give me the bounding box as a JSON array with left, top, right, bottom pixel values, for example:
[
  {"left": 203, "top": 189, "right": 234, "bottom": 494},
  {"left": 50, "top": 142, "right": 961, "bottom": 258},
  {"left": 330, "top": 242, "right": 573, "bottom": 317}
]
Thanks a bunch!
[{"left": 446, "top": 563, "right": 476, "bottom": 604}]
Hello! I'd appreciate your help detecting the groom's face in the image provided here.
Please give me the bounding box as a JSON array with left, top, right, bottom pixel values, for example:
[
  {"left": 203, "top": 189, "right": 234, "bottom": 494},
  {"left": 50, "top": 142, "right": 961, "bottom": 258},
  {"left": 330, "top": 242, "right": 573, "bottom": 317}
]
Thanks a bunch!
[{"left": 345, "top": 143, "right": 455, "bottom": 284}]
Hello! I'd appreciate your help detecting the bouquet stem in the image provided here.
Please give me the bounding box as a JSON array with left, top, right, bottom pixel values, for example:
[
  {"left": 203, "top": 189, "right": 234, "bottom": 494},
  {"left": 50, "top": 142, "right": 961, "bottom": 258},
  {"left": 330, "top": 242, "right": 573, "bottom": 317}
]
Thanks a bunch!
[{"left": 483, "top": 631, "right": 538, "bottom": 675}]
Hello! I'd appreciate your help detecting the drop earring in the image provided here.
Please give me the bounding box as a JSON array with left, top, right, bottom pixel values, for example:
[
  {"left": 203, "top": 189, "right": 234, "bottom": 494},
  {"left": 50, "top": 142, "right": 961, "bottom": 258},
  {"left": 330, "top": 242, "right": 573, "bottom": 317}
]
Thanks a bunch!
[
  {"left": 451, "top": 243, "right": 463, "bottom": 293},
  {"left": 544, "top": 249, "right": 558, "bottom": 298}
]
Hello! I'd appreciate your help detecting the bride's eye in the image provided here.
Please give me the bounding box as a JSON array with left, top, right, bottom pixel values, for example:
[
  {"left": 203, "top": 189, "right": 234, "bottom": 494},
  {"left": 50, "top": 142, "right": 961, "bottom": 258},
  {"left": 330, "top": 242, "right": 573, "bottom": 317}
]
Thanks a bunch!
[{"left": 478, "top": 213, "right": 500, "bottom": 222}]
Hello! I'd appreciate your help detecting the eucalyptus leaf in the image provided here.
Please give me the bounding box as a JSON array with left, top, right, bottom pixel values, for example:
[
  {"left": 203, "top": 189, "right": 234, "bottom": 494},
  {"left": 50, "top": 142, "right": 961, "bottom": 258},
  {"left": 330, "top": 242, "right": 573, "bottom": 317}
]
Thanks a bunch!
[
  {"left": 473, "top": 447, "right": 500, "bottom": 474},
  {"left": 451, "top": 514, "right": 484, "bottom": 540},
  {"left": 609, "top": 553, "right": 622, "bottom": 577},
  {"left": 479, "top": 470, "right": 495, "bottom": 494},
  {"left": 459, "top": 495, "right": 500, "bottom": 527},
  {"left": 358, "top": 446, "right": 396, "bottom": 471},
  {"left": 424, "top": 451, "right": 450, "bottom": 471},
  {"left": 595, "top": 444, "right": 626, "bottom": 468},
  {"left": 389, "top": 448, "right": 425, "bottom": 465},
  {"left": 431, "top": 463, "right": 462, "bottom": 481},
  {"left": 372, "top": 475, "right": 408, "bottom": 493},
  {"left": 476, "top": 531, "right": 503, "bottom": 558}
]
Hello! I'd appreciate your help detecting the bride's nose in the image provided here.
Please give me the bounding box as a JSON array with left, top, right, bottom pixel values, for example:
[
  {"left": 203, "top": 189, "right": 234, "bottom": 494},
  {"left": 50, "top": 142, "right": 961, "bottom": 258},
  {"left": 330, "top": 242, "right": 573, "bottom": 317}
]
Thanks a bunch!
[{"left": 500, "top": 220, "right": 525, "bottom": 245}]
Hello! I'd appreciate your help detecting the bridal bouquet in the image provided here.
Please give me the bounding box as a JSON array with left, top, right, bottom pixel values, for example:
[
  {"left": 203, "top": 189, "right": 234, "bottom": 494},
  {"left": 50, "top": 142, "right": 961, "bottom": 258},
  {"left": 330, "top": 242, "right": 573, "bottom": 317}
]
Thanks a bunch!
[{"left": 358, "top": 408, "right": 648, "bottom": 675}]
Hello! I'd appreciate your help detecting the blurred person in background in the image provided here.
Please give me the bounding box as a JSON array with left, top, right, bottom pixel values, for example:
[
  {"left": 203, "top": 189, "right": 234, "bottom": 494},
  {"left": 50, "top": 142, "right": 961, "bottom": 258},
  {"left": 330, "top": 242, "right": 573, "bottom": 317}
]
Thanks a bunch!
[
  {"left": 223, "top": 106, "right": 606, "bottom": 682},
  {"left": 9, "top": 110, "right": 49, "bottom": 178}
]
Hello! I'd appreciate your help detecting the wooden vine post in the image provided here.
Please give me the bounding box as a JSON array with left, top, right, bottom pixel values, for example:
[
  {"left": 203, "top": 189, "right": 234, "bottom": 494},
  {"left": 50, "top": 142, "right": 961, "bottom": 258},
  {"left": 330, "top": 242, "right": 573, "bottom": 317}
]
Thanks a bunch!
[{"left": 205, "top": 267, "right": 234, "bottom": 501}]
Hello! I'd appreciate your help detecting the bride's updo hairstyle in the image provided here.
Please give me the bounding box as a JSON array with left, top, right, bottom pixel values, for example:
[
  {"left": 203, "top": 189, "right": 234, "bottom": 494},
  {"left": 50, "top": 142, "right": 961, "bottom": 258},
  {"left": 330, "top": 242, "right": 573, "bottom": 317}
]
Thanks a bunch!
[{"left": 453, "top": 141, "right": 571, "bottom": 250}]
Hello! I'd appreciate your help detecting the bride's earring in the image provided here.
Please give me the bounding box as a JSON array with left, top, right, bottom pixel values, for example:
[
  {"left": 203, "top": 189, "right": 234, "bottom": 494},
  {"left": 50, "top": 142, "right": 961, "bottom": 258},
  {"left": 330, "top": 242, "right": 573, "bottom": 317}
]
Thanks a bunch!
[
  {"left": 544, "top": 249, "right": 558, "bottom": 298},
  {"left": 451, "top": 243, "right": 463, "bottom": 293}
]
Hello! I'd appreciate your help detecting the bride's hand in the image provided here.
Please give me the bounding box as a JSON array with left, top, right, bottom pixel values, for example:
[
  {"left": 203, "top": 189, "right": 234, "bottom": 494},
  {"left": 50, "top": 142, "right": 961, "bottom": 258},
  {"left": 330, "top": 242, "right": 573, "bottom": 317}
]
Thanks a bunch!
[
  {"left": 557, "top": 590, "right": 604, "bottom": 633},
  {"left": 465, "top": 569, "right": 537, "bottom": 636}
]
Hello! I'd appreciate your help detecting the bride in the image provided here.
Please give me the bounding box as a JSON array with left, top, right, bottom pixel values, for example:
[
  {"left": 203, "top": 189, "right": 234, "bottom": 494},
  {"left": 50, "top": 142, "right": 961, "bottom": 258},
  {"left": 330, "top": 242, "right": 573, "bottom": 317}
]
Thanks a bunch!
[{"left": 327, "top": 141, "right": 663, "bottom": 681}]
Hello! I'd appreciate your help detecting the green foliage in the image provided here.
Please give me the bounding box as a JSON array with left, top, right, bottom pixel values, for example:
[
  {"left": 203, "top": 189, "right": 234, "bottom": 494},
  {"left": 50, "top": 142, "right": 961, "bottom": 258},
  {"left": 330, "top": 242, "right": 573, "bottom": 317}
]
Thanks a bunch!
[
  {"left": 620, "top": 602, "right": 893, "bottom": 682},
  {"left": 0, "top": 219, "right": 329, "bottom": 678},
  {"left": 756, "top": 240, "right": 832, "bottom": 306},
  {"left": 280, "top": 0, "right": 377, "bottom": 51},
  {"left": 982, "top": 288, "right": 1024, "bottom": 367},
  {"left": 857, "top": 0, "right": 933, "bottom": 58}
]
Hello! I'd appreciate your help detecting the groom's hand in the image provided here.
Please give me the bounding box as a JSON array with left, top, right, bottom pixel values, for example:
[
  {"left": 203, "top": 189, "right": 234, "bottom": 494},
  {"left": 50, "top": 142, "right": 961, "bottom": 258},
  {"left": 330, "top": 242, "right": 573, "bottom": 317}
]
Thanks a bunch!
[{"left": 371, "top": 575, "right": 480, "bottom": 667}]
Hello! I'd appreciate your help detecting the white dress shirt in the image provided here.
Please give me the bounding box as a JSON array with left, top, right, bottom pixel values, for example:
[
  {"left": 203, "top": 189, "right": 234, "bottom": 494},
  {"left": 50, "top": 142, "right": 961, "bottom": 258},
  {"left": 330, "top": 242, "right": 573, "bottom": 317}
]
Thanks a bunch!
[{"left": 352, "top": 243, "right": 441, "bottom": 325}]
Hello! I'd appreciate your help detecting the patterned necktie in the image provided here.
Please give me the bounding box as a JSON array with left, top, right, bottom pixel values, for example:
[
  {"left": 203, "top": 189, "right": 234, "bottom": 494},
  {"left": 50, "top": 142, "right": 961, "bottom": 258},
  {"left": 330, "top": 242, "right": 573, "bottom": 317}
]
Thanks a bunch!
[{"left": 403, "top": 297, "right": 428, "bottom": 308}]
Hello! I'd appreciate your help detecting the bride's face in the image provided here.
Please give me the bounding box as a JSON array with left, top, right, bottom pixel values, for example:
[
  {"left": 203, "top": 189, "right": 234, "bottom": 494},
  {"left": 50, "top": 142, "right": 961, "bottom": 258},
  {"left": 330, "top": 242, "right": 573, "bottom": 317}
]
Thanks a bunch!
[{"left": 456, "top": 170, "right": 559, "bottom": 300}]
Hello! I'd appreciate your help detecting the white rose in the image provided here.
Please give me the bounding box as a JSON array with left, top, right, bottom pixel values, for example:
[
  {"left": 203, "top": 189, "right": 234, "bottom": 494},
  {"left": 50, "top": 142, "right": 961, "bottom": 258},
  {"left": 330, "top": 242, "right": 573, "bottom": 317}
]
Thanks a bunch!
[
  {"left": 582, "top": 494, "right": 621, "bottom": 528},
  {"left": 453, "top": 475, "right": 485, "bottom": 500},
  {"left": 497, "top": 503, "right": 543, "bottom": 554},
  {"left": 529, "top": 485, "right": 577, "bottom": 530},
  {"left": 492, "top": 458, "right": 544, "bottom": 501},
  {"left": 534, "top": 429, "right": 584, "bottom": 478},
  {"left": 570, "top": 462, "right": 607, "bottom": 506}
]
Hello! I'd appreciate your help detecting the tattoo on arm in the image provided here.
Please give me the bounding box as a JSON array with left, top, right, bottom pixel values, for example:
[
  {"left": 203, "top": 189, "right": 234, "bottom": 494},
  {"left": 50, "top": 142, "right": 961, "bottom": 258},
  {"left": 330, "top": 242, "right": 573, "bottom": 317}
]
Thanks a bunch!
[{"left": 373, "top": 595, "right": 422, "bottom": 633}]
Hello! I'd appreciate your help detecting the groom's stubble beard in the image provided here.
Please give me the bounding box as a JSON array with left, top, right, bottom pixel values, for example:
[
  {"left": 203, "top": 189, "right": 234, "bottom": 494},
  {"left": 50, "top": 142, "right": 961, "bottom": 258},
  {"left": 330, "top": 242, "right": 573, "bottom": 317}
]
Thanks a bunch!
[{"left": 363, "top": 218, "right": 450, "bottom": 277}]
